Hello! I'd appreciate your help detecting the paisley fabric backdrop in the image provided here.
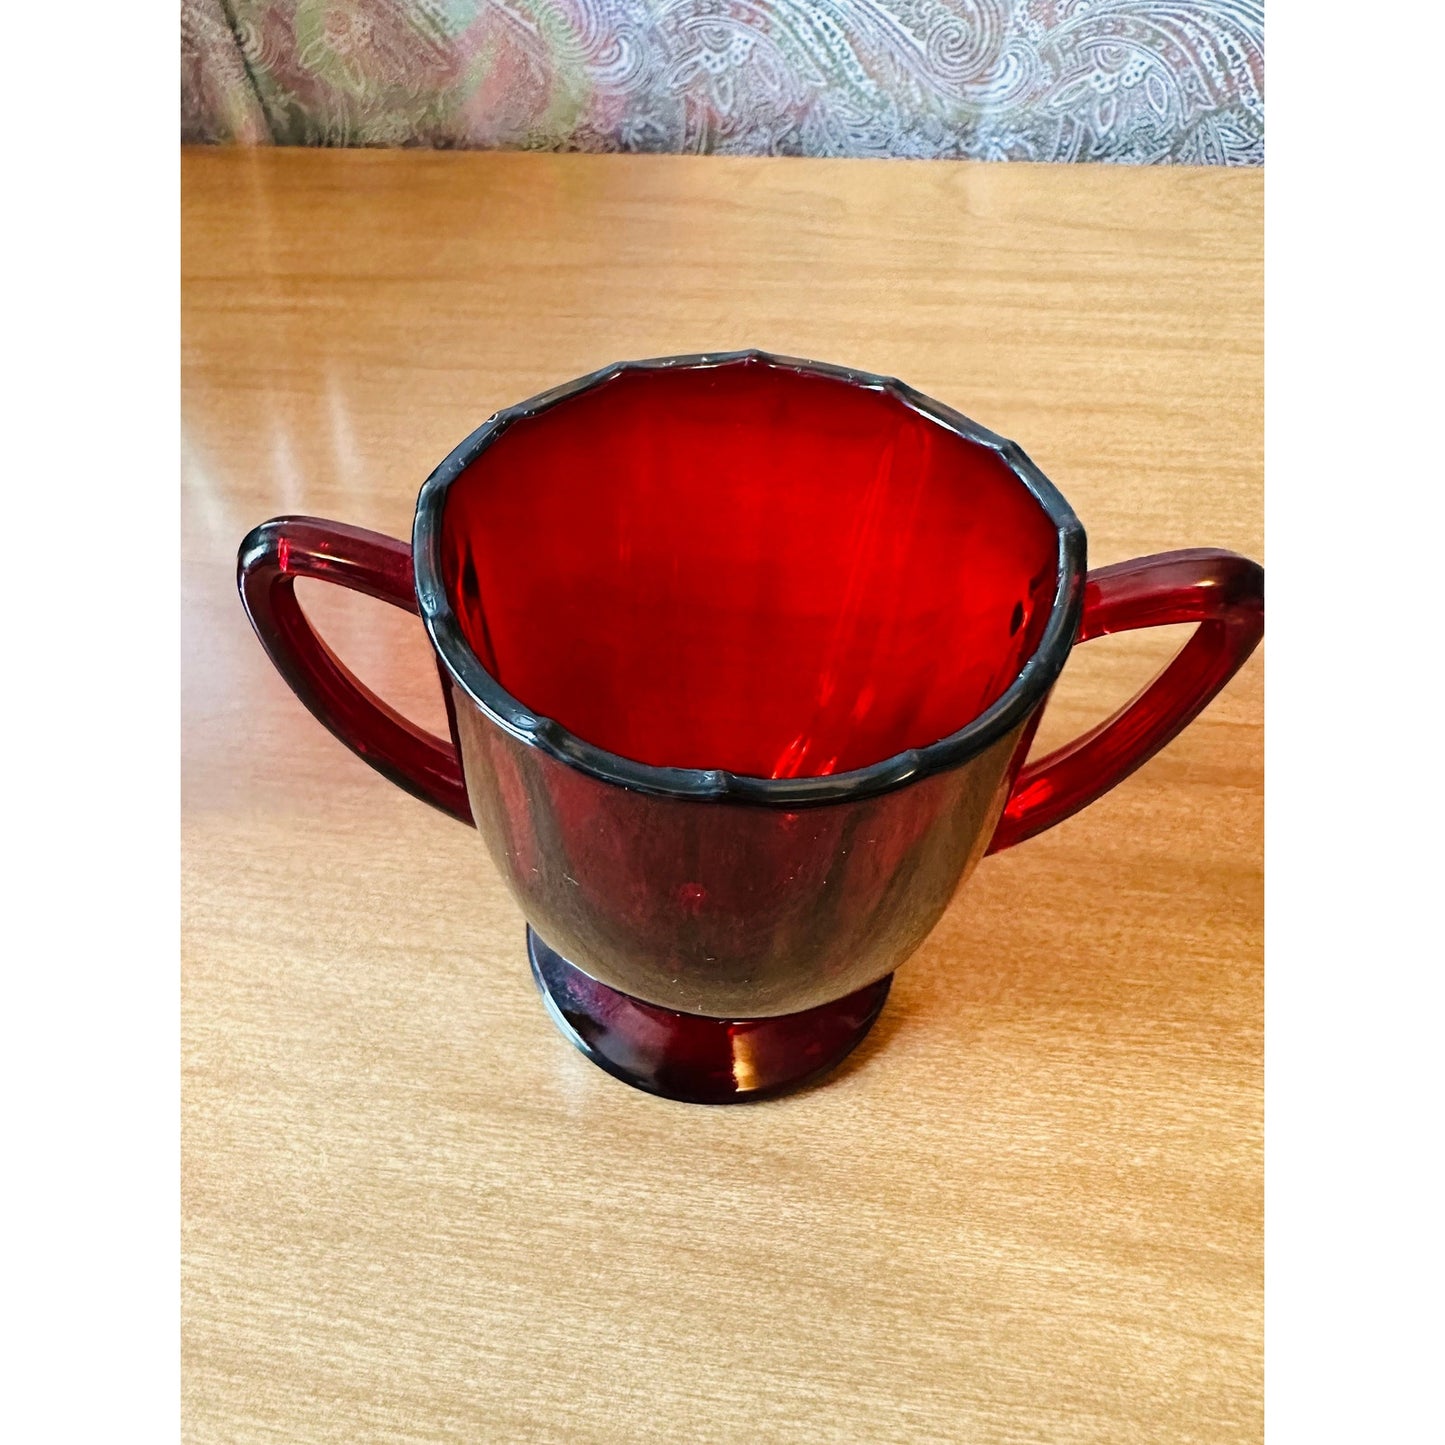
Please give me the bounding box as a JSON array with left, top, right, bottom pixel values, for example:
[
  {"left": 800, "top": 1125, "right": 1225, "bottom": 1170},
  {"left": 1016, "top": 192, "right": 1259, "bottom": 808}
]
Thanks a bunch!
[{"left": 181, "top": 0, "right": 1262, "bottom": 163}]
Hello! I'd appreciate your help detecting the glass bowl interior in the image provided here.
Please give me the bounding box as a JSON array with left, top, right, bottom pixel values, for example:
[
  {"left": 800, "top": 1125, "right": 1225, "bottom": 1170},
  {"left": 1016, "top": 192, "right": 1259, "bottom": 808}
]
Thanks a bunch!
[{"left": 437, "top": 359, "right": 1062, "bottom": 780}]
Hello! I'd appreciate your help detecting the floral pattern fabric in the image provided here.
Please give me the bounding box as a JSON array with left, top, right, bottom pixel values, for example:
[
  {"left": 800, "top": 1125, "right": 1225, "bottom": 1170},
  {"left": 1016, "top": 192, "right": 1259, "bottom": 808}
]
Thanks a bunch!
[
  {"left": 182, "top": 0, "right": 272, "bottom": 143},
  {"left": 182, "top": 1, "right": 1263, "bottom": 164}
]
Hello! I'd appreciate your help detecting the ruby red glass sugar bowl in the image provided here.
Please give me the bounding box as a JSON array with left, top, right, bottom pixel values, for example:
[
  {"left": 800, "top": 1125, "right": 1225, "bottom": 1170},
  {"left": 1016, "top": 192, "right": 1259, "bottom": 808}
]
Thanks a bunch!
[{"left": 238, "top": 352, "right": 1264, "bottom": 1104}]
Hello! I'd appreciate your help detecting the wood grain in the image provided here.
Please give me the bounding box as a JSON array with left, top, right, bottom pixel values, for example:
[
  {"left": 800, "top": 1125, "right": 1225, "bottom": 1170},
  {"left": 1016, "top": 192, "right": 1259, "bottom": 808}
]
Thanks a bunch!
[{"left": 182, "top": 148, "right": 1262, "bottom": 1445}]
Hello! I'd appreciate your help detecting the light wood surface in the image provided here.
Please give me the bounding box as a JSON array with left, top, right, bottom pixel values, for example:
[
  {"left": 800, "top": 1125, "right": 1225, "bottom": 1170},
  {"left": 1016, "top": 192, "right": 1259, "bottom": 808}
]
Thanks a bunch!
[{"left": 182, "top": 148, "right": 1262, "bottom": 1445}]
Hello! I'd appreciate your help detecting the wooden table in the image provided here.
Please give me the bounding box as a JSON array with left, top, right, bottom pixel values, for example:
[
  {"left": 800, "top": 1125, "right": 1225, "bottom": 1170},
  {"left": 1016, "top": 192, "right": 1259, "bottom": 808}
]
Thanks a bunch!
[{"left": 182, "top": 148, "right": 1262, "bottom": 1444}]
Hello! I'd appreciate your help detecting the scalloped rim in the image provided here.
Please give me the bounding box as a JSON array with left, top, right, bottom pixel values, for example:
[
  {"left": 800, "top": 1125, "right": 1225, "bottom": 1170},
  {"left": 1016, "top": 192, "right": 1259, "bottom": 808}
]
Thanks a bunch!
[{"left": 413, "top": 350, "right": 1086, "bottom": 807}]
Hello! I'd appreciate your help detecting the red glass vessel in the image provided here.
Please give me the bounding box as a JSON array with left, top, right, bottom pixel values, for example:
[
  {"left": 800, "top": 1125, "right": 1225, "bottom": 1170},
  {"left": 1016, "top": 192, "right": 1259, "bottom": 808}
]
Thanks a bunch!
[{"left": 238, "top": 353, "right": 1263, "bottom": 1103}]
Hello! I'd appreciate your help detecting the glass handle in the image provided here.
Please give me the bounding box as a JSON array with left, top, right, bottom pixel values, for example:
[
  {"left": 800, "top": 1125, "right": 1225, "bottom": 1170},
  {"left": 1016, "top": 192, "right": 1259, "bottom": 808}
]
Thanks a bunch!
[
  {"left": 988, "top": 548, "right": 1264, "bottom": 853},
  {"left": 237, "top": 515, "right": 474, "bottom": 825}
]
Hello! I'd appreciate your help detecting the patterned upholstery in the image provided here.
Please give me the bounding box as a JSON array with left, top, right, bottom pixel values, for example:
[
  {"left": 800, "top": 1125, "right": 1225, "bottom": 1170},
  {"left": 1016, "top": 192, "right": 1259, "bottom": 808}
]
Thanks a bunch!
[{"left": 181, "top": 1, "right": 1262, "bottom": 164}]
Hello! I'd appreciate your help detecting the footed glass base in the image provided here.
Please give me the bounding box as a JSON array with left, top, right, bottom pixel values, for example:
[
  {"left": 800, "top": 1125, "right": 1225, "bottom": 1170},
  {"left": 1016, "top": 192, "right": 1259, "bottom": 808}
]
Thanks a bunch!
[{"left": 527, "top": 927, "right": 892, "bottom": 1104}]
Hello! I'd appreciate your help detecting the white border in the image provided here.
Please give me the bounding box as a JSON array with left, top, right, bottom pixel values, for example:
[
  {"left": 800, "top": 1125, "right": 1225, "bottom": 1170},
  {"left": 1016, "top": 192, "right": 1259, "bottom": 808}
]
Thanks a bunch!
[
  {"left": 6, "top": 7, "right": 178, "bottom": 1437},
  {"left": 1266, "top": 2, "right": 1442, "bottom": 1438}
]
